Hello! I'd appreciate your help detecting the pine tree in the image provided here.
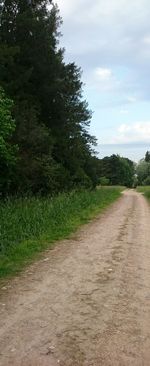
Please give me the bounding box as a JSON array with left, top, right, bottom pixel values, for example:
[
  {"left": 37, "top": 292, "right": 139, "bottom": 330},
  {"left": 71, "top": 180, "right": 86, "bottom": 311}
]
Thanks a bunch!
[
  {"left": 0, "top": 0, "right": 97, "bottom": 194},
  {"left": 0, "top": 0, "right": 59, "bottom": 193}
]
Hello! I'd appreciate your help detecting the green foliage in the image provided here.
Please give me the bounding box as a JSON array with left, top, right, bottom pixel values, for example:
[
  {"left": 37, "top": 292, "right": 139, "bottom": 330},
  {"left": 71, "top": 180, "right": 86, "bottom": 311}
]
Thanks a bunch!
[
  {"left": 143, "top": 176, "right": 150, "bottom": 185},
  {"left": 136, "top": 151, "right": 150, "bottom": 186},
  {"left": 97, "top": 154, "right": 135, "bottom": 187},
  {"left": 137, "top": 186, "right": 150, "bottom": 200},
  {"left": 136, "top": 159, "right": 150, "bottom": 186},
  {"left": 145, "top": 189, "right": 150, "bottom": 199},
  {"left": 0, "top": 187, "right": 122, "bottom": 277},
  {"left": 99, "top": 176, "right": 110, "bottom": 186},
  {"left": 0, "top": 87, "right": 18, "bottom": 194},
  {"left": 0, "top": 0, "right": 96, "bottom": 194},
  {"left": 0, "top": 1, "right": 135, "bottom": 195},
  {"left": 0, "top": 0, "right": 97, "bottom": 195},
  {"left": 145, "top": 151, "right": 150, "bottom": 162}
]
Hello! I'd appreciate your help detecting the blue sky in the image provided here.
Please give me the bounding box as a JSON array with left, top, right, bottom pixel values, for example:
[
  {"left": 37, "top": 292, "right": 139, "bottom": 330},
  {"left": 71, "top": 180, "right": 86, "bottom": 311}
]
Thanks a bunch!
[{"left": 56, "top": 0, "right": 150, "bottom": 161}]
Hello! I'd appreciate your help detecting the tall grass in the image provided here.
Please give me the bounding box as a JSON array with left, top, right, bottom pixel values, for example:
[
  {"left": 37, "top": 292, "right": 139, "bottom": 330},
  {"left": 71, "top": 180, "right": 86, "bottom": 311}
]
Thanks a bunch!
[
  {"left": 0, "top": 187, "right": 122, "bottom": 278},
  {"left": 137, "top": 186, "right": 150, "bottom": 199}
]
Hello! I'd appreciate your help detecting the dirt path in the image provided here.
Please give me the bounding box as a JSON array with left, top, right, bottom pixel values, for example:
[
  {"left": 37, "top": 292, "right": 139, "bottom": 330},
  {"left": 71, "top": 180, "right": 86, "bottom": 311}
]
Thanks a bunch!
[{"left": 0, "top": 190, "right": 150, "bottom": 366}]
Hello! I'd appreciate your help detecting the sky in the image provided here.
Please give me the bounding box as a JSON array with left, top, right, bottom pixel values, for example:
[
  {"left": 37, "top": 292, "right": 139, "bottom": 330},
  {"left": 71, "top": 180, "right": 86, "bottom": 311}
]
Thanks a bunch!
[{"left": 56, "top": 0, "right": 150, "bottom": 162}]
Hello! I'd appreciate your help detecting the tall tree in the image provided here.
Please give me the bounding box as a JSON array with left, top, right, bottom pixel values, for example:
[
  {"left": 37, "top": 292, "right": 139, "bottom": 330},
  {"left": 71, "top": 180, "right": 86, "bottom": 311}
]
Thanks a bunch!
[{"left": 0, "top": 0, "right": 97, "bottom": 194}]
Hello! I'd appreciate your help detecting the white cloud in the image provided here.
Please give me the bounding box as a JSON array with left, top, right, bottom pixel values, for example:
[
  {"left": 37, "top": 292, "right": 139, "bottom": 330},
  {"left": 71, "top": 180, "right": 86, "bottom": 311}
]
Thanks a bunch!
[
  {"left": 90, "top": 67, "right": 122, "bottom": 93},
  {"left": 94, "top": 68, "right": 112, "bottom": 80},
  {"left": 143, "top": 36, "right": 150, "bottom": 44},
  {"left": 120, "top": 109, "right": 129, "bottom": 114},
  {"left": 57, "top": 0, "right": 150, "bottom": 102},
  {"left": 56, "top": 0, "right": 95, "bottom": 21},
  {"left": 112, "top": 122, "right": 150, "bottom": 144},
  {"left": 127, "top": 96, "right": 137, "bottom": 103}
]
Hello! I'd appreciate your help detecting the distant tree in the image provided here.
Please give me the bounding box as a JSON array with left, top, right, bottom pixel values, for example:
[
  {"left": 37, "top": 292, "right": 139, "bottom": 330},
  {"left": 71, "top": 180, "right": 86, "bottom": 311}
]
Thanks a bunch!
[
  {"left": 98, "top": 154, "right": 135, "bottom": 187},
  {"left": 0, "top": 87, "right": 18, "bottom": 194},
  {"left": 145, "top": 151, "right": 150, "bottom": 162},
  {"left": 120, "top": 157, "right": 135, "bottom": 188},
  {"left": 136, "top": 158, "right": 150, "bottom": 185}
]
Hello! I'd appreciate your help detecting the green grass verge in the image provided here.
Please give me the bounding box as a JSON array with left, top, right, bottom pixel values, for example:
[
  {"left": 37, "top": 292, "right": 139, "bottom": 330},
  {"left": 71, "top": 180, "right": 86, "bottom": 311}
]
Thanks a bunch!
[
  {"left": 0, "top": 187, "right": 122, "bottom": 278},
  {"left": 137, "top": 186, "right": 150, "bottom": 200}
]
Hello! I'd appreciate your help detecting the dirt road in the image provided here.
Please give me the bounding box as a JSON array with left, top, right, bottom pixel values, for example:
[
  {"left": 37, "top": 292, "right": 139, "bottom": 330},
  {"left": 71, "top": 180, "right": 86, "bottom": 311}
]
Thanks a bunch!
[{"left": 0, "top": 190, "right": 150, "bottom": 366}]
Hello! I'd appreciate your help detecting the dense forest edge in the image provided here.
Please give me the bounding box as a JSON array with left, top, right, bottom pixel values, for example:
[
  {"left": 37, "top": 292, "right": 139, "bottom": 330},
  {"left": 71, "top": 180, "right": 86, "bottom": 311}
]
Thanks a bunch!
[{"left": 0, "top": 0, "right": 136, "bottom": 196}]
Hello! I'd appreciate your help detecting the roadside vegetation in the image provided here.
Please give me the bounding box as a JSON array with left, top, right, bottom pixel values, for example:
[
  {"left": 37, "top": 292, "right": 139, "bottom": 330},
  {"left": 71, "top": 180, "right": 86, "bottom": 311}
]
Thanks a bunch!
[
  {"left": 137, "top": 186, "right": 150, "bottom": 200},
  {"left": 0, "top": 187, "right": 122, "bottom": 278},
  {"left": 136, "top": 151, "right": 150, "bottom": 186},
  {"left": 136, "top": 152, "right": 150, "bottom": 199}
]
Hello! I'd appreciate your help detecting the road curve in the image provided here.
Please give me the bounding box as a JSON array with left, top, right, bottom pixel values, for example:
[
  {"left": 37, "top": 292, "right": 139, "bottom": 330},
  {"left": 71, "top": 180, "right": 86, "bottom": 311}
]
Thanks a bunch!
[{"left": 0, "top": 190, "right": 150, "bottom": 366}]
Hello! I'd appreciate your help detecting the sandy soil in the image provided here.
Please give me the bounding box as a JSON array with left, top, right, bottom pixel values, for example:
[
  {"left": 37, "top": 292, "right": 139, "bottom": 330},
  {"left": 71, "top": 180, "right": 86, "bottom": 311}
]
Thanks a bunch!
[{"left": 0, "top": 190, "right": 150, "bottom": 366}]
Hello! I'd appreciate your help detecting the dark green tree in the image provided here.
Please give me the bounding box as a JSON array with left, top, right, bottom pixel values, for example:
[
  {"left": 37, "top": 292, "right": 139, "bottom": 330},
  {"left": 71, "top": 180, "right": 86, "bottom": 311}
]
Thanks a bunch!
[
  {"left": 145, "top": 151, "right": 150, "bottom": 162},
  {"left": 98, "top": 154, "right": 134, "bottom": 187},
  {"left": 0, "top": 87, "right": 18, "bottom": 194},
  {"left": 50, "top": 62, "right": 97, "bottom": 187},
  {"left": 0, "top": 0, "right": 58, "bottom": 193},
  {"left": 0, "top": 0, "right": 97, "bottom": 194},
  {"left": 136, "top": 158, "right": 150, "bottom": 186}
]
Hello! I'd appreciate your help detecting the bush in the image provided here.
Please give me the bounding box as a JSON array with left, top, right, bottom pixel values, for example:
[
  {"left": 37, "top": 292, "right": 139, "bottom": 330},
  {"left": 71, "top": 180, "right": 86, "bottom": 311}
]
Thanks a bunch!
[
  {"left": 99, "top": 176, "right": 110, "bottom": 186},
  {"left": 143, "top": 176, "right": 150, "bottom": 186},
  {"left": 0, "top": 87, "right": 18, "bottom": 195}
]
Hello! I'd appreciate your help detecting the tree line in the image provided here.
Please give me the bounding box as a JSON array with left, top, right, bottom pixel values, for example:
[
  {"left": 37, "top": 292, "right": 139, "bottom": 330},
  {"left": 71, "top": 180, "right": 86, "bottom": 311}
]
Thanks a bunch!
[
  {"left": 0, "top": 0, "right": 98, "bottom": 195},
  {"left": 94, "top": 154, "right": 135, "bottom": 188},
  {"left": 136, "top": 151, "right": 150, "bottom": 185},
  {"left": 0, "top": 0, "right": 136, "bottom": 196}
]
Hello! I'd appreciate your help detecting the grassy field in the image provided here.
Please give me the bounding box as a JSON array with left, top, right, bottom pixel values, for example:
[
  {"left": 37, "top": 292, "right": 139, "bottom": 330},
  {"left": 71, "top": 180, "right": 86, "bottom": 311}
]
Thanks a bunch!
[
  {"left": 0, "top": 187, "right": 123, "bottom": 278},
  {"left": 137, "top": 186, "right": 150, "bottom": 200}
]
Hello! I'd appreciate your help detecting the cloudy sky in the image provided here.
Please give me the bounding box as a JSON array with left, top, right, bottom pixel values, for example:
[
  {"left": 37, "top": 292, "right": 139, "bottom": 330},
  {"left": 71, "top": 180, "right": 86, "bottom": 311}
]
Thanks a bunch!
[{"left": 56, "top": 0, "right": 150, "bottom": 161}]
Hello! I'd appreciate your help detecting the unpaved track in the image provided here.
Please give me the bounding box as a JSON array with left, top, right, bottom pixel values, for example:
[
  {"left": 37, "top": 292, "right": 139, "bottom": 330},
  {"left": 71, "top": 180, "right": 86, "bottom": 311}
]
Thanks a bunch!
[{"left": 0, "top": 190, "right": 150, "bottom": 366}]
